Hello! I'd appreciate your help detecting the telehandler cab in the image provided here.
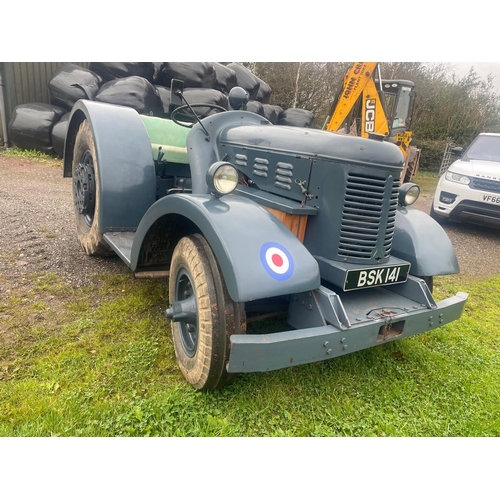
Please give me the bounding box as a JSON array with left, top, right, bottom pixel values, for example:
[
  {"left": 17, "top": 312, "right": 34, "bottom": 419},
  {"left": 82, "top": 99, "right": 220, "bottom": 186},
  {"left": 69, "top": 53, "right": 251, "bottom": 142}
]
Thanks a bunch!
[{"left": 63, "top": 80, "right": 468, "bottom": 390}]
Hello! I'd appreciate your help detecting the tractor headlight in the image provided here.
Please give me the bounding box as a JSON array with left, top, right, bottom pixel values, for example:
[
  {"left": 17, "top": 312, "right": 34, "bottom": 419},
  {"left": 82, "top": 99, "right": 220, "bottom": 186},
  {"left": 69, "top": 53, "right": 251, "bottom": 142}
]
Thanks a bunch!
[
  {"left": 206, "top": 162, "right": 239, "bottom": 196},
  {"left": 445, "top": 171, "right": 470, "bottom": 185},
  {"left": 398, "top": 182, "right": 420, "bottom": 206}
]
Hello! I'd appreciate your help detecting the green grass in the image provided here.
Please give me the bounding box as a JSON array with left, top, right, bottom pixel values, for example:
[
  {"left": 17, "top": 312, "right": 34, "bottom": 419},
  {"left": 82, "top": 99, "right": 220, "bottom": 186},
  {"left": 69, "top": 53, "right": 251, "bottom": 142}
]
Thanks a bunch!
[
  {"left": 412, "top": 170, "right": 440, "bottom": 193},
  {"left": 0, "top": 270, "right": 498, "bottom": 437},
  {"left": 1, "top": 147, "right": 62, "bottom": 166}
]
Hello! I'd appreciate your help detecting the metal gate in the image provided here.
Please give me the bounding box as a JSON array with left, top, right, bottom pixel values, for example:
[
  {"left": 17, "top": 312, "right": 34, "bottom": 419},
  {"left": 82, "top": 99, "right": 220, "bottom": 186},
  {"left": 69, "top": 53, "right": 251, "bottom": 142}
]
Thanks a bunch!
[{"left": 439, "top": 138, "right": 456, "bottom": 176}]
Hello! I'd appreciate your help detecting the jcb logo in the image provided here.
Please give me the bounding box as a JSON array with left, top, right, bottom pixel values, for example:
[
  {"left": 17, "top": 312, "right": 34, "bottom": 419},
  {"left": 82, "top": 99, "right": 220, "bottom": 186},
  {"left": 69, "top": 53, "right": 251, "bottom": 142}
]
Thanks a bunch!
[{"left": 364, "top": 99, "right": 376, "bottom": 133}]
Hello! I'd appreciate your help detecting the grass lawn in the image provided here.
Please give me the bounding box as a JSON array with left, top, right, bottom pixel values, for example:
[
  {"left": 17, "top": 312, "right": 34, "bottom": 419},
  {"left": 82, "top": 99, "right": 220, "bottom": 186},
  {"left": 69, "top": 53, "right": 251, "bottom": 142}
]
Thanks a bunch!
[
  {"left": 1, "top": 271, "right": 498, "bottom": 437},
  {"left": 0, "top": 157, "right": 498, "bottom": 438}
]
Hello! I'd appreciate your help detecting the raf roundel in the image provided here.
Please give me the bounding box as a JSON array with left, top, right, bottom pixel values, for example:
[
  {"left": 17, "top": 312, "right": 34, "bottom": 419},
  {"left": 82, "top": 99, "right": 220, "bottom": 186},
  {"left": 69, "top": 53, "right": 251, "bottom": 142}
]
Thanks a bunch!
[{"left": 260, "top": 242, "right": 294, "bottom": 281}]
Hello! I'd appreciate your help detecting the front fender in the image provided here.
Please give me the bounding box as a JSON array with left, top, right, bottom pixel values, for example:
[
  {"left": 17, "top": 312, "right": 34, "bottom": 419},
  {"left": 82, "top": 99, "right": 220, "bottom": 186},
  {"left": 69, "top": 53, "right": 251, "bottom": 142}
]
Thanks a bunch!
[
  {"left": 130, "top": 194, "right": 321, "bottom": 303},
  {"left": 63, "top": 100, "right": 156, "bottom": 231},
  {"left": 391, "top": 206, "right": 460, "bottom": 276}
]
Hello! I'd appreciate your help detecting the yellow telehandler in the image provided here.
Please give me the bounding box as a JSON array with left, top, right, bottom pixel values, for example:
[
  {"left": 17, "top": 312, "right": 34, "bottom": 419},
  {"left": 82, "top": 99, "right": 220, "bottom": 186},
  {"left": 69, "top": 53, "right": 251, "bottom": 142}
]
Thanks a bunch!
[{"left": 323, "top": 62, "right": 420, "bottom": 182}]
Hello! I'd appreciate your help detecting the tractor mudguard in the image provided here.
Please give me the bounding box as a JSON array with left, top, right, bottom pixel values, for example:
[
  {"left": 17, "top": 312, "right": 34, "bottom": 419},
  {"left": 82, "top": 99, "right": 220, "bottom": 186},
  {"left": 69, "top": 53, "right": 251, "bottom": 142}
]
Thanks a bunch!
[
  {"left": 391, "top": 206, "right": 459, "bottom": 276},
  {"left": 130, "top": 193, "right": 321, "bottom": 303},
  {"left": 63, "top": 100, "right": 156, "bottom": 231}
]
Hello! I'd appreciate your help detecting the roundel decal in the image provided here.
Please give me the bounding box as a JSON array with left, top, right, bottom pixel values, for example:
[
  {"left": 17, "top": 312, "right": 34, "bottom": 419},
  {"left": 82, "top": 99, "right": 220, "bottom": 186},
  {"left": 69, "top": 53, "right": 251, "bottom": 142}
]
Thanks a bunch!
[{"left": 260, "top": 242, "right": 294, "bottom": 281}]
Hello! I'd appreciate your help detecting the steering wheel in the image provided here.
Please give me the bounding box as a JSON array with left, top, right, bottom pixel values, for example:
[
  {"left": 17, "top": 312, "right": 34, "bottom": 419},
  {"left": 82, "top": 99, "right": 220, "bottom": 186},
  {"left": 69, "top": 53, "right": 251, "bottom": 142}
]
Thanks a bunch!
[{"left": 170, "top": 104, "right": 227, "bottom": 128}]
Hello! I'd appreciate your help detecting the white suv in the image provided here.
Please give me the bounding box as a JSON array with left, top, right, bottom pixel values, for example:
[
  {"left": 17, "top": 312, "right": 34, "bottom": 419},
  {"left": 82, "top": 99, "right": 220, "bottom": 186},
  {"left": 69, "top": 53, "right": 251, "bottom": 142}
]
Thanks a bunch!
[{"left": 431, "top": 133, "right": 500, "bottom": 228}]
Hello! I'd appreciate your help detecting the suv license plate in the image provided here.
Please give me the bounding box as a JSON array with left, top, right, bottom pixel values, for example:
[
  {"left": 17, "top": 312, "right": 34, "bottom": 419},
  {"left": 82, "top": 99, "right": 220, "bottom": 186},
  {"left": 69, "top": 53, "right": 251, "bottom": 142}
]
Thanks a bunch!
[{"left": 344, "top": 264, "right": 411, "bottom": 291}]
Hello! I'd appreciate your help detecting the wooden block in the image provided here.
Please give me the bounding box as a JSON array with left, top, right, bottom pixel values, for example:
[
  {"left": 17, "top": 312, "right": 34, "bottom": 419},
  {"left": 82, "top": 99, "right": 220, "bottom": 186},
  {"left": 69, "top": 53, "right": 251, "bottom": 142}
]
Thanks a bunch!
[{"left": 262, "top": 206, "right": 308, "bottom": 242}]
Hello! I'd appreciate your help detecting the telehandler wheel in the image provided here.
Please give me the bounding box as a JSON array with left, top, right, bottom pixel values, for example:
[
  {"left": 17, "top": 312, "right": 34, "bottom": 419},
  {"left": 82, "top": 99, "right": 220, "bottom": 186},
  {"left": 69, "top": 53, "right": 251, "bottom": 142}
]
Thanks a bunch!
[
  {"left": 170, "top": 103, "right": 227, "bottom": 128},
  {"left": 168, "top": 234, "right": 246, "bottom": 390},
  {"left": 71, "top": 119, "right": 113, "bottom": 256}
]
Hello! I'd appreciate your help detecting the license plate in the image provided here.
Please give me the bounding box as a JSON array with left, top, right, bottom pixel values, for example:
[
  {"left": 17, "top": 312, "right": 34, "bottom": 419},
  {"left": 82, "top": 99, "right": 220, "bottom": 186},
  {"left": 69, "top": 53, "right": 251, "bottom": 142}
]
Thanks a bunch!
[
  {"left": 395, "top": 132, "right": 411, "bottom": 143},
  {"left": 344, "top": 264, "right": 411, "bottom": 291},
  {"left": 482, "top": 194, "right": 500, "bottom": 205}
]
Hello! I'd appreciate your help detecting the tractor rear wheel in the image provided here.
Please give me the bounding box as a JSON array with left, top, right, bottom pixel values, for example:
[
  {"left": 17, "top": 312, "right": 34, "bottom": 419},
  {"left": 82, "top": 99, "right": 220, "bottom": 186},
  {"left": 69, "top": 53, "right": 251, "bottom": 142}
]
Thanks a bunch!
[
  {"left": 72, "top": 119, "right": 112, "bottom": 256},
  {"left": 167, "top": 234, "right": 246, "bottom": 390}
]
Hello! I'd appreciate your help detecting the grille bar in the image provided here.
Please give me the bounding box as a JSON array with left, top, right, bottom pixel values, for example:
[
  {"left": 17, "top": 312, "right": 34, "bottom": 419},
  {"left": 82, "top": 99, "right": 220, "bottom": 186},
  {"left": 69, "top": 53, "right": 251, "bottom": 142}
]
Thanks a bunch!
[
  {"left": 471, "top": 177, "right": 500, "bottom": 194},
  {"left": 338, "top": 173, "right": 398, "bottom": 260}
]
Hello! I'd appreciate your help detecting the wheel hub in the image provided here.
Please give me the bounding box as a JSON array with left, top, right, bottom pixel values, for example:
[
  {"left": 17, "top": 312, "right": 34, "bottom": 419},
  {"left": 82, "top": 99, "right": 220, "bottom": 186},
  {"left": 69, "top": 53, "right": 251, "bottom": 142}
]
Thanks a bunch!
[
  {"left": 166, "top": 269, "right": 199, "bottom": 358},
  {"left": 74, "top": 150, "right": 96, "bottom": 224}
]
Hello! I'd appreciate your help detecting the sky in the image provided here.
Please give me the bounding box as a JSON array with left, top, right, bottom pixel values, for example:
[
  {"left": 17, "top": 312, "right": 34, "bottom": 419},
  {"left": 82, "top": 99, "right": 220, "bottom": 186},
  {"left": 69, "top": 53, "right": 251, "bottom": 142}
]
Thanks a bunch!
[{"left": 449, "top": 62, "right": 500, "bottom": 93}]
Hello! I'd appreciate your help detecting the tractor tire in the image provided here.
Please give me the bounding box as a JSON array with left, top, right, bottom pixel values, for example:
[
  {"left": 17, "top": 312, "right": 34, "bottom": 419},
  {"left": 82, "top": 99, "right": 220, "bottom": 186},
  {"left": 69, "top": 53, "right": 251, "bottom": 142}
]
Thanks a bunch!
[
  {"left": 168, "top": 234, "right": 246, "bottom": 390},
  {"left": 71, "top": 119, "right": 113, "bottom": 256}
]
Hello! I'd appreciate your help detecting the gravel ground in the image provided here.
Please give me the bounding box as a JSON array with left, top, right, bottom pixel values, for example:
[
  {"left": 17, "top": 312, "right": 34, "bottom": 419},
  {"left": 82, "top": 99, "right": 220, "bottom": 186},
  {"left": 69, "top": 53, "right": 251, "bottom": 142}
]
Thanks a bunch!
[
  {"left": 412, "top": 191, "right": 500, "bottom": 278},
  {"left": 0, "top": 155, "right": 499, "bottom": 299},
  {"left": 0, "top": 156, "right": 126, "bottom": 295}
]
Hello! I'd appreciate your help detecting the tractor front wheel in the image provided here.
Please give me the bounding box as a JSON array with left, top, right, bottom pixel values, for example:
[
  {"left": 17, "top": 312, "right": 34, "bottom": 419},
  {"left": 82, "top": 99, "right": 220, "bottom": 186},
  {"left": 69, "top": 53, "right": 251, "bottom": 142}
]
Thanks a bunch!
[{"left": 167, "top": 234, "right": 245, "bottom": 390}]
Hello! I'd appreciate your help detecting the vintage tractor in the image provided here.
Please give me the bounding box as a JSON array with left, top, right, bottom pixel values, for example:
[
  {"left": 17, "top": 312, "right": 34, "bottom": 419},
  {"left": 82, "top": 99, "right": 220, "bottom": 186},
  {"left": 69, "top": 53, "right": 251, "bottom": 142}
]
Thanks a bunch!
[{"left": 63, "top": 82, "right": 468, "bottom": 390}]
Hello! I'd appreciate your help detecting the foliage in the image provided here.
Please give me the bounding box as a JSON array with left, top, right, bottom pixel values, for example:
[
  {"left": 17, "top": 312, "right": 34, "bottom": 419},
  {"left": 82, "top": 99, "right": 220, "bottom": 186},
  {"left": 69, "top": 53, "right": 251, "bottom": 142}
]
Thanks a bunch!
[
  {"left": 246, "top": 61, "right": 500, "bottom": 150},
  {"left": 247, "top": 62, "right": 351, "bottom": 127},
  {"left": 412, "top": 138, "right": 449, "bottom": 171}
]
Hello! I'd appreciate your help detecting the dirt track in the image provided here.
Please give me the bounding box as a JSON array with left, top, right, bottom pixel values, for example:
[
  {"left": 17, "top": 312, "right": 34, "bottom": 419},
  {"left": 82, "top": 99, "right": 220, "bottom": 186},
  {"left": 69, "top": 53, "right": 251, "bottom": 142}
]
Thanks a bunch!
[
  {"left": 0, "top": 156, "right": 125, "bottom": 294},
  {"left": 0, "top": 155, "right": 499, "bottom": 298}
]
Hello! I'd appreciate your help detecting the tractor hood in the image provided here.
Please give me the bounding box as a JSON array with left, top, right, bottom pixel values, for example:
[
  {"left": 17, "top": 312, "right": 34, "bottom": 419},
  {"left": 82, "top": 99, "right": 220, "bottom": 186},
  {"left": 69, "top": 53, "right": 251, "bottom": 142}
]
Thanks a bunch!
[{"left": 219, "top": 124, "right": 405, "bottom": 168}]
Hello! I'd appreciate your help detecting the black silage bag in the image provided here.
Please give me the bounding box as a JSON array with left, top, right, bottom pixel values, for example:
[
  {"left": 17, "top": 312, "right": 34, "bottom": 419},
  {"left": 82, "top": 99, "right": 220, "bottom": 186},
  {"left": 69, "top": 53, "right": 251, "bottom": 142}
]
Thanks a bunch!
[
  {"left": 89, "top": 62, "right": 155, "bottom": 83},
  {"left": 245, "top": 100, "right": 265, "bottom": 117},
  {"left": 182, "top": 88, "right": 229, "bottom": 109},
  {"left": 169, "top": 88, "right": 230, "bottom": 122},
  {"left": 155, "top": 85, "right": 172, "bottom": 117},
  {"left": 278, "top": 108, "right": 315, "bottom": 128},
  {"left": 226, "top": 63, "right": 261, "bottom": 100},
  {"left": 156, "top": 62, "right": 216, "bottom": 89},
  {"left": 156, "top": 86, "right": 229, "bottom": 118},
  {"left": 213, "top": 63, "right": 237, "bottom": 93},
  {"left": 48, "top": 64, "right": 102, "bottom": 111},
  {"left": 255, "top": 77, "right": 272, "bottom": 104},
  {"left": 51, "top": 113, "right": 70, "bottom": 158},
  {"left": 262, "top": 104, "right": 283, "bottom": 125},
  {"left": 8, "top": 103, "right": 66, "bottom": 152},
  {"left": 95, "top": 76, "right": 163, "bottom": 116}
]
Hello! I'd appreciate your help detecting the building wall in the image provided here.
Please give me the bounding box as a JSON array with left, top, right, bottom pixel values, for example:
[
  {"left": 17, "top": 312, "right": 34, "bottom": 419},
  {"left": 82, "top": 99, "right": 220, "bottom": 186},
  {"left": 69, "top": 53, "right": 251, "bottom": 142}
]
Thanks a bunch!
[
  {"left": 0, "top": 62, "right": 89, "bottom": 146},
  {"left": 8, "top": 62, "right": 89, "bottom": 108}
]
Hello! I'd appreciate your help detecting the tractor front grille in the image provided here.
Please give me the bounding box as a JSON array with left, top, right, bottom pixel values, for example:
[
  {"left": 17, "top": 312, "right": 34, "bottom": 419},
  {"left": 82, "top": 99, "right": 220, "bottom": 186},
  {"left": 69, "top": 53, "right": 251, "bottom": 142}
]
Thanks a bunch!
[{"left": 338, "top": 173, "right": 398, "bottom": 261}]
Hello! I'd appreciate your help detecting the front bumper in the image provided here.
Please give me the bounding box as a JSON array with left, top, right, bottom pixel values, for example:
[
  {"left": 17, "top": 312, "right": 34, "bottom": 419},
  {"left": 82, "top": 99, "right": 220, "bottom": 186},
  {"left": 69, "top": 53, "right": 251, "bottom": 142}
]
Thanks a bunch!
[{"left": 227, "top": 280, "right": 468, "bottom": 373}]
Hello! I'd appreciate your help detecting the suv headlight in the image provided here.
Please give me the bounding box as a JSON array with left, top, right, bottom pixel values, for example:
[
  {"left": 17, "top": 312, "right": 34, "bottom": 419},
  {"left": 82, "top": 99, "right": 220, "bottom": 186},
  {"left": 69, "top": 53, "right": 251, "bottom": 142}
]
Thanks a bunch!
[{"left": 445, "top": 171, "right": 470, "bottom": 185}]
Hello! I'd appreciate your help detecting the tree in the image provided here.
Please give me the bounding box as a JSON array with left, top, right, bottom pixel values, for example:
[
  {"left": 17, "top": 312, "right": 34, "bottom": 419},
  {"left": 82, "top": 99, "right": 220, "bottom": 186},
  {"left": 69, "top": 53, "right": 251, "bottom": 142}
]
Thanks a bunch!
[
  {"left": 248, "top": 62, "right": 350, "bottom": 127},
  {"left": 240, "top": 61, "right": 500, "bottom": 146}
]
